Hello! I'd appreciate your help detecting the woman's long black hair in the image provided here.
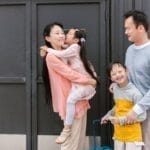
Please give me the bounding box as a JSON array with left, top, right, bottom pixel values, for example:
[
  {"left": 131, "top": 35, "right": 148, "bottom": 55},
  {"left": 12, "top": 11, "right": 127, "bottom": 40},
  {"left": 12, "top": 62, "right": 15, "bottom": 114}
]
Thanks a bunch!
[
  {"left": 74, "top": 29, "right": 100, "bottom": 84},
  {"left": 42, "top": 22, "right": 64, "bottom": 105}
]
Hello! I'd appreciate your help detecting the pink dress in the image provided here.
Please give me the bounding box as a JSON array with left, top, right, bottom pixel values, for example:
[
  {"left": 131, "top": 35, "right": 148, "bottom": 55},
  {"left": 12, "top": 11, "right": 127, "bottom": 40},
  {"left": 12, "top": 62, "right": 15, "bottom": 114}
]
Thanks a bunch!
[{"left": 46, "top": 53, "right": 90, "bottom": 120}]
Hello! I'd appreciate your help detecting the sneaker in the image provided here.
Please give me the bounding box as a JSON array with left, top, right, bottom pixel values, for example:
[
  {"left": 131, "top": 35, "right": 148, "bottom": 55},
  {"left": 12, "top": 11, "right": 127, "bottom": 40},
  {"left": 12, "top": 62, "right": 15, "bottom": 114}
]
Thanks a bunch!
[{"left": 55, "top": 128, "right": 71, "bottom": 144}]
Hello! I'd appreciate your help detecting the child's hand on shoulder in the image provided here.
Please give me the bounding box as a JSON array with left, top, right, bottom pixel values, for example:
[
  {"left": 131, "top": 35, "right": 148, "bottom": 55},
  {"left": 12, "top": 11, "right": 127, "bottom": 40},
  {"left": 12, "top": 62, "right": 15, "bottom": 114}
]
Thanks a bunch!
[
  {"left": 109, "top": 82, "right": 117, "bottom": 93},
  {"left": 40, "top": 45, "right": 48, "bottom": 57}
]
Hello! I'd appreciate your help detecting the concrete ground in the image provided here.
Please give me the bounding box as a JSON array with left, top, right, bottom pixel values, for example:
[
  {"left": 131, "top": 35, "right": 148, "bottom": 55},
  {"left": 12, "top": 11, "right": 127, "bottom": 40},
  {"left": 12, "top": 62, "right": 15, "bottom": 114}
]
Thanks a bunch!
[
  {"left": 38, "top": 135, "right": 101, "bottom": 150},
  {"left": 0, "top": 134, "right": 101, "bottom": 150}
]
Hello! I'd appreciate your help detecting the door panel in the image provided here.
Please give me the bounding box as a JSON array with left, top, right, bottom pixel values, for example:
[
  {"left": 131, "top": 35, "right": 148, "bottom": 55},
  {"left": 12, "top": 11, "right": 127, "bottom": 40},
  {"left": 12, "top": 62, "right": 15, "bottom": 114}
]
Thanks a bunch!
[
  {"left": 0, "top": 1, "right": 28, "bottom": 134},
  {"left": 32, "top": 1, "right": 107, "bottom": 136},
  {"left": 0, "top": 1, "right": 31, "bottom": 150}
]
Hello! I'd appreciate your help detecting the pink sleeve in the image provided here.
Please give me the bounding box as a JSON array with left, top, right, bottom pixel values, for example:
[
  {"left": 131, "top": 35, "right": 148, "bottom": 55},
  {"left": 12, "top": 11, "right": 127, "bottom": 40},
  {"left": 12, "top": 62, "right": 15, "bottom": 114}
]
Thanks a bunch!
[
  {"left": 46, "top": 53, "right": 89, "bottom": 84},
  {"left": 47, "top": 44, "right": 79, "bottom": 58}
]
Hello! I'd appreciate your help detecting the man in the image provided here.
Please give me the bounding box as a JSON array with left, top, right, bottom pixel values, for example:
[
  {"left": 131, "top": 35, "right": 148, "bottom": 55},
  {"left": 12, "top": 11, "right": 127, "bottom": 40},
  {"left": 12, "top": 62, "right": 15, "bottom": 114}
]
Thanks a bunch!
[{"left": 124, "top": 10, "right": 150, "bottom": 150}]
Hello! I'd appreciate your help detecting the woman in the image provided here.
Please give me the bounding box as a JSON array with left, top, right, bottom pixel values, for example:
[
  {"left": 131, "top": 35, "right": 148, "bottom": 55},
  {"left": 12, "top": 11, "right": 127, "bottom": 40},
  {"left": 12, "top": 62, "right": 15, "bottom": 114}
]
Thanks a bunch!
[
  {"left": 41, "top": 28, "right": 99, "bottom": 144},
  {"left": 40, "top": 22, "right": 96, "bottom": 150}
]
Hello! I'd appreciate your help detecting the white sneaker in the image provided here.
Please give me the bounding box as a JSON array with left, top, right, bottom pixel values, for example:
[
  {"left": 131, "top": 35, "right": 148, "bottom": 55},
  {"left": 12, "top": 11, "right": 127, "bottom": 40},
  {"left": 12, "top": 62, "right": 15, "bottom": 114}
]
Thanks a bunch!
[{"left": 55, "top": 128, "right": 71, "bottom": 144}]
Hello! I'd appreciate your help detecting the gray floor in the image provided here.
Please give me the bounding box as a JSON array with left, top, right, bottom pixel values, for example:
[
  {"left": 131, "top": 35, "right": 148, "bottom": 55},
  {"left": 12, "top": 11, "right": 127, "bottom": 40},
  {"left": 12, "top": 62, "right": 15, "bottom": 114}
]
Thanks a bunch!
[
  {"left": 38, "top": 135, "right": 101, "bottom": 150},
  {"left": 0, "top": 134, "right": 101, "bottom": 150}
]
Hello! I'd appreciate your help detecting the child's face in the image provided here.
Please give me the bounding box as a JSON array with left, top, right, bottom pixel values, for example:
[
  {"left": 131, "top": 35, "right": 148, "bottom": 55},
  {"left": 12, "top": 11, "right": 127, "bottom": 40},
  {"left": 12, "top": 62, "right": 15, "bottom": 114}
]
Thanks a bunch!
[
  {"left": 110, "top": 64, "right": 128, "bottom": 86},
  {"left": 65, "top": 29, "right": 78, "bottom": 45}
]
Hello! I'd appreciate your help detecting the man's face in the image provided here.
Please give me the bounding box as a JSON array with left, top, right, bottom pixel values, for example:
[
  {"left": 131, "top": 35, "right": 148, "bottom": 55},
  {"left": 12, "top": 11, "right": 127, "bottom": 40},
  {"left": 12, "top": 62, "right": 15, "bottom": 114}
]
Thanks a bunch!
[{"left": 124, "top": 16, "right": 140, "bottom": 43}]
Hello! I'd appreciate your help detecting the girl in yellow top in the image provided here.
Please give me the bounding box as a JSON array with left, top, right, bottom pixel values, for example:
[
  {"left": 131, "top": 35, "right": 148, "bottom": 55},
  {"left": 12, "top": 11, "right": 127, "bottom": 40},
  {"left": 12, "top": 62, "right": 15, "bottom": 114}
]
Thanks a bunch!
[{"left": 101, "top": 61, "right": 146, "bottom": 150}]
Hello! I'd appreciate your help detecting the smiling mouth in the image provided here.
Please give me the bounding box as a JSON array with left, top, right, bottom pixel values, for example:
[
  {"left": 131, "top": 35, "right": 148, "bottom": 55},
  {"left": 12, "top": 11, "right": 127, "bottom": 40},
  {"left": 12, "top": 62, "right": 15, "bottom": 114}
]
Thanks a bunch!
[{"left": 116, "top": 77, "right": 123, "bottom": 81}]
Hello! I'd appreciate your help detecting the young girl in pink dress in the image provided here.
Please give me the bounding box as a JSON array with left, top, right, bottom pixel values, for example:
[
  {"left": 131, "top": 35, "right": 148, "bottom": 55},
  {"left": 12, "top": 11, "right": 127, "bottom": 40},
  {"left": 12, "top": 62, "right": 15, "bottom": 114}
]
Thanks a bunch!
[{"left": 41, "top": 28, "right": 99, "bottom": 144}]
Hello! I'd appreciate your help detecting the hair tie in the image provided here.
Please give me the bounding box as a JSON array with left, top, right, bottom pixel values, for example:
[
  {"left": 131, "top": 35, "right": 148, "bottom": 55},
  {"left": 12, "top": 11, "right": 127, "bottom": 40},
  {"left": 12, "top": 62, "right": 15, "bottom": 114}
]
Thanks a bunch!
[{"left": 80, "top": 38, "right": 86, "bottom": 43}]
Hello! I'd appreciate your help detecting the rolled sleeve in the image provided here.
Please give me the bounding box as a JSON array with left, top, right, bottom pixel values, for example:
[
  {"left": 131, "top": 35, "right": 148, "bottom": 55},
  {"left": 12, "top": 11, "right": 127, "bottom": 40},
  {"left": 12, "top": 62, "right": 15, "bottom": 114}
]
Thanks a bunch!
[{"left": 133, "top": 104, "right": 144, "bottom": 115}]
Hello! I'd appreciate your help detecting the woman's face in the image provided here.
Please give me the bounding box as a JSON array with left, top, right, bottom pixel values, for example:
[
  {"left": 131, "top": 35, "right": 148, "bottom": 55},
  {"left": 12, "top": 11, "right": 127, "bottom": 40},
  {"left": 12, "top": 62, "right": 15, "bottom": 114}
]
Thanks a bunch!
[{"left": 46, "top": 25, "right": 65, "bottom": 49}]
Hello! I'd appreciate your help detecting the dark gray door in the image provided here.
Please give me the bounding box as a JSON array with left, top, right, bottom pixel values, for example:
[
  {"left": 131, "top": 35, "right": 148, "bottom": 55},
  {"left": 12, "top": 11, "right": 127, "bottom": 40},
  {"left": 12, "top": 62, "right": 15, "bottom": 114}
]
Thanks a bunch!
[
  {"left": 0, "top": 0, "right": 110, "bottom": 149},
  {"left": 32, "top": 0, "right": 110, "bottom": 149}
]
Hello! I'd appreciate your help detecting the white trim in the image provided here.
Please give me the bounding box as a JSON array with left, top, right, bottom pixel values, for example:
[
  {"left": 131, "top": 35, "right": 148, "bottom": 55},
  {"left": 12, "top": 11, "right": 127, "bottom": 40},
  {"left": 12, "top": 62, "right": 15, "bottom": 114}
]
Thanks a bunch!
[
  {"left": 0, "top": 134, "right": 26, "bottom": 150},
  {"left": 38, "top": 135, "right": 101, "bottom": 150},
  {"left": 0, "top": 134, "right": 101, "bottom": 150},
  {"left": 133, "top": 41, "right": 150, "bottom": 49}
]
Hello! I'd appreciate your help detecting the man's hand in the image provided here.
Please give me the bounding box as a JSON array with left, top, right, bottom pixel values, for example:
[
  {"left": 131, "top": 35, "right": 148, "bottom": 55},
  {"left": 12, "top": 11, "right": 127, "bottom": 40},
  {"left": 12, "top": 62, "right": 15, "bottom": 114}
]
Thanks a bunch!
[{"left": 126, "top": 110, "right": 138, "bottom": 124}]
